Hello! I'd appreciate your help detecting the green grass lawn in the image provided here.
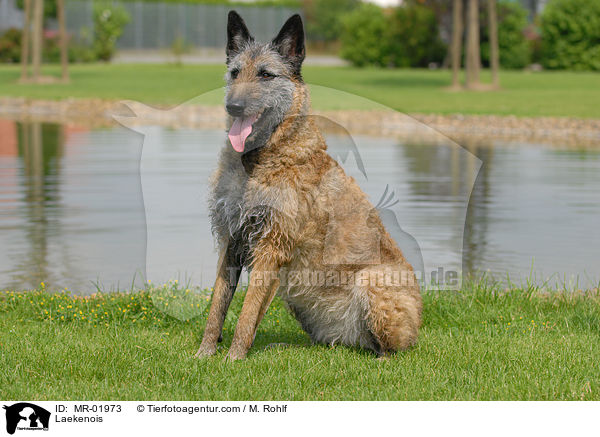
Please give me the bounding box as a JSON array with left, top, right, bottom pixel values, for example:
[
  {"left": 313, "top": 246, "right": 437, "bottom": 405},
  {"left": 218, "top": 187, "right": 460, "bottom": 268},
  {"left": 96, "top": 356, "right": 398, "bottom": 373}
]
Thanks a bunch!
[
  {"left": 1, "top": 280, "right": 598, "bottom": 400},
  {"left": 1, "top": 64, "right": 600, "bottom": 117}
]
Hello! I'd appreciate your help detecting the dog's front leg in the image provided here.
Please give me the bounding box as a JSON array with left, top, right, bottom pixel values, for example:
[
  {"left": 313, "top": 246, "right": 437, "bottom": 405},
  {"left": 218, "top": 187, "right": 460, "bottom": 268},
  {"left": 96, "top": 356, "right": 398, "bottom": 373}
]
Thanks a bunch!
[
  {"left": 195, "top": 243, "right": 241, "bottom": 358},
  {"left": 226, "top": 260, "right": 280, "bottom": 361}
]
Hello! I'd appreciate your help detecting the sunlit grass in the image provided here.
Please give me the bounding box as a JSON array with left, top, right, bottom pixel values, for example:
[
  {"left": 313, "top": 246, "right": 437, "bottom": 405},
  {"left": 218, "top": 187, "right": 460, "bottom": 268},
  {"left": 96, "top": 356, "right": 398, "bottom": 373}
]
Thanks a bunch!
[
  {"left": 1, "top": 64, "right": 600, "bottom": 117},
  {"left": 0, "top": 279, "right": 598, "bottom": 400}
]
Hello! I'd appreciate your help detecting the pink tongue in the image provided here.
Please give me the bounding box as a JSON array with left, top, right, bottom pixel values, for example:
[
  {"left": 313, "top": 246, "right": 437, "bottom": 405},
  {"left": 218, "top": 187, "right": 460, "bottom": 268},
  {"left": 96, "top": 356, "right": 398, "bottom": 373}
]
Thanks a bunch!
[{"left": 228, "top": 114, "right": 258, "bottom": 153}]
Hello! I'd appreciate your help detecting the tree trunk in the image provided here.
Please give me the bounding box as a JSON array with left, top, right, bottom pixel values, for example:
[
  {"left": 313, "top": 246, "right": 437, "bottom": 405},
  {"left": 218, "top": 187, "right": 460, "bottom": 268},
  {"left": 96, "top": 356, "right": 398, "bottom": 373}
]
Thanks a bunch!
[
  {"left": 31, "top": 0, "right": 44, "bottom": 82},
  {"left": 19, "top": 0, "right": 31, "bottom": 82},
  {"left": 465, "top": 0, "right": 480, "bottom": 89},
  {"left": 451, "top": 0, "right": 463, "bottom": 88},
  {"left": 57, "top": 0, "right": 69, "bottom": 82},
  {"left": 488, "top": 0, "right": 499, "bottom": 88}
]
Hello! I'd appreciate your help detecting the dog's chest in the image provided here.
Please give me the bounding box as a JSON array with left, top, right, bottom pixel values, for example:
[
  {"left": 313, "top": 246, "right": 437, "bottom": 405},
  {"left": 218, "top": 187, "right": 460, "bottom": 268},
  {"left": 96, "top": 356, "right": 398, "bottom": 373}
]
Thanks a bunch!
[{"left": 209, "top": 152, "right": 271, "bottom": 264}]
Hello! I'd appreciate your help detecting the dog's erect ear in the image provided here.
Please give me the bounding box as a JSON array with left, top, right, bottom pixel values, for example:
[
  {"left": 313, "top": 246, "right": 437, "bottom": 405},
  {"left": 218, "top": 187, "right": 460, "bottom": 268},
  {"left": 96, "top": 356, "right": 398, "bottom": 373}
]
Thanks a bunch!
[
  {"left": 227, "top": 10, "right": 253, "bottom": 61},
  {"left": 272, "top": 14, "right": 305, "bottom": 77}
]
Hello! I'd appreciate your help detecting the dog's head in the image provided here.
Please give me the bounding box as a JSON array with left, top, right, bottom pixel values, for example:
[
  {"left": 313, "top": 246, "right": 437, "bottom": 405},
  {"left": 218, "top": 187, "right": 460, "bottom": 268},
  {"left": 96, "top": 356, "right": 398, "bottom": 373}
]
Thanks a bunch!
[{"left": 224, "top": 11, "right": 306, "bottom": 154}]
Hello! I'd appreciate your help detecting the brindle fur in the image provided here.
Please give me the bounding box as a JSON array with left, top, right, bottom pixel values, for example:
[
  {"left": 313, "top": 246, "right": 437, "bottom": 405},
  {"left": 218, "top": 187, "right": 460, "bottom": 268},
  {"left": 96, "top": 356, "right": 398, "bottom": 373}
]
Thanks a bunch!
[{"left": 195, "top": 11, "right": 422, "bottom": 361}]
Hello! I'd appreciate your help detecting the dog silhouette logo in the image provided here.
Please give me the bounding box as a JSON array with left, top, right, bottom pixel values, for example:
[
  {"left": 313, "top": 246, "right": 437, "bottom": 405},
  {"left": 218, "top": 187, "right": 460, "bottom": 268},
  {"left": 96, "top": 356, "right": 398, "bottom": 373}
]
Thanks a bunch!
[{"left": 3, "top": 403, "right": 50, "bottom": 435}]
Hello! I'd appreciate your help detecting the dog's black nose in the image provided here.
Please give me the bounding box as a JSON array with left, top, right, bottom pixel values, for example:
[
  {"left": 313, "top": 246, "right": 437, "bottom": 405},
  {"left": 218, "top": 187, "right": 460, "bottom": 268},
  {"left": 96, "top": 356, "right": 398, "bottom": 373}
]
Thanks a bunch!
[{"left": 226, "top": 102, "right": 245, "bottom": 117}]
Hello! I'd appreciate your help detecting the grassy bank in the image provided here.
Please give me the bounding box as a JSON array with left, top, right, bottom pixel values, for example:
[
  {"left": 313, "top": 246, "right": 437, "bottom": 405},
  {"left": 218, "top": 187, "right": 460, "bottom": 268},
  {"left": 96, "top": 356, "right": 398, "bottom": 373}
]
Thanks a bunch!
[
  {"left": 1, "top": 64, "right": 600, "bottom": 118},
  {"left": 1, "top": 280, "right": 598, "bottom": 400}
]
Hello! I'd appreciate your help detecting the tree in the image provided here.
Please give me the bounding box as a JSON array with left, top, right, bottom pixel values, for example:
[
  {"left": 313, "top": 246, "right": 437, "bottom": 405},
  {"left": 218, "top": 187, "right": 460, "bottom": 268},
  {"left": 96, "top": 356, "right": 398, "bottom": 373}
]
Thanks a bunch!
[
  {"left": 449, "top": 0, "right": 500, "bottom": 90},
  {"left": 19, "top": 0, "right": 31, "bottom": 82},
  {"left": 31, "top": 0, "right": 43, "bottom": 80},
  {"left": 450, "top": 0, "right": 463, "bottom": 89},
  {"left": 57, "top": 0, "right": 69, "bottom": 81},
  {"left": 488, "top": 0, "right": 499, "bottom": 88},
  {"left": 19, "top": 0, "right": 69, "bottom": 83},
  {"left": 465, "top": 0, "right": 481, "bottom": 89}
]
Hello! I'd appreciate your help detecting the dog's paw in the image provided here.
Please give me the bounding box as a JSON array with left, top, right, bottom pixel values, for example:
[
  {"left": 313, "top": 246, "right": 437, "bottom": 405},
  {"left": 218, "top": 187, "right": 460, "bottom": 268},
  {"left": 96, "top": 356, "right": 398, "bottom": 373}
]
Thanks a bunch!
[
  {"left": 194, "top": 344, "right": 217, "bottom": 358},
  {"left": 376, "top": 352, "right": 392, "bottom": 361},
  {"left": 224, "top": 348, "right": 246, "bottom": 362}
]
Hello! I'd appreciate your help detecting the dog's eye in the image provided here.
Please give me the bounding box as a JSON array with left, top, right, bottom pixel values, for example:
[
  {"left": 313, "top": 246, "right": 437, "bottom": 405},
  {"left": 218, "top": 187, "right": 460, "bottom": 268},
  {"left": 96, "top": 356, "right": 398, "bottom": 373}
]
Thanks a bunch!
[
  {"left": 259, "top": 71, "right": 275, "bottom": 80},
  {"left": 230, "top": 69, "right": 239, "bottom": 79}
]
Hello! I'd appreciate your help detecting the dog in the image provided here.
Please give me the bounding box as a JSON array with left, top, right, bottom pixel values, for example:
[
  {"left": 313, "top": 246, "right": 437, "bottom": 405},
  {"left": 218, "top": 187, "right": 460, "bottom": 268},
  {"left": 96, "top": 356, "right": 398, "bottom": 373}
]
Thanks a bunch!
[{"left": 195, "top": 11, "right": 422, "bottom": 361}]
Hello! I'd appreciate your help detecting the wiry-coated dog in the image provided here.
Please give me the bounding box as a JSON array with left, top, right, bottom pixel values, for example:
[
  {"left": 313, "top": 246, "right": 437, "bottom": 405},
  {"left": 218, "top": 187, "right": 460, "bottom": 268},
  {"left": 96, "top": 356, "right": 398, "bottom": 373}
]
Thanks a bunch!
[{"left": 195, "top": 11, "right": 422, "bottom": 361}]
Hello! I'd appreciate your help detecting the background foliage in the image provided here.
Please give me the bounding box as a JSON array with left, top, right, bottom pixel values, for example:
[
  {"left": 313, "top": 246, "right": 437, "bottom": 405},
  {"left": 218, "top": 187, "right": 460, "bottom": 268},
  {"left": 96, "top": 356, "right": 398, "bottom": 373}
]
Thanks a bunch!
[
  {"left": 387, "top": 4, "right": 446, "bottom": 68},
  {"left": 0, "top": 28, "right": 98, "bottom": 63},
  {"left": 481, "top": 0, "right": 531, "bottom": 69},
  {"left": 0, "top": 1, "right": 131, "bottom": 63},
  {"left": 540, "top": 0, "right": 600, "bottom": 70},
  {"left": 340, "top": 3, "right": 446, "bottom": 68},
  {"left": 0, "top": 28, "right": 21, "bottom": 63},
  {"left": 16, "top": 0, "right": 57, "bottom": 19},
  {"left": 339, "top": 3, "right": 389, "bottom": 67},
  {"left": 304, "top": 0, "right": 359, "bottom": 44},
  {"left": 92, "top": 2, "right": 130, "bottom": 61},
  {"left": 4, "top": 0, "right": 600, "bottom": 71}
]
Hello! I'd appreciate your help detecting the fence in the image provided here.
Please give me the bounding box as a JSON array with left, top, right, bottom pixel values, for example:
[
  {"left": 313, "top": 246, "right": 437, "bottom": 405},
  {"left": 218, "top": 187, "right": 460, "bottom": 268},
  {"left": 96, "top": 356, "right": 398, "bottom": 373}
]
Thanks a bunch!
[
  {"left": 0, "top": 0, "right": 300, "bottom": 49},
  {"left": 64, "top": 1, "right": 301, "bottom": 49},
  {"left": 0, "top": 0, "right": 24, "bottom": 32}
]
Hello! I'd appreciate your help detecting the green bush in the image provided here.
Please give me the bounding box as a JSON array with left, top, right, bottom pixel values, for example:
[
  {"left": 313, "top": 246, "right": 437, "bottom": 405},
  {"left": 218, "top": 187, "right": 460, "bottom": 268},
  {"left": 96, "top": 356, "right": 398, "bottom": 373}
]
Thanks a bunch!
[
  {"left": 43, "top": 32, "right": 98, "bottom": 63},
  {"left": 93, "top": 2, "right": 130, "bottom": 61},
  {"left": 304, "top": 0, "right": 360, "bottom": 43},
  {"left": 340, "top": 3, "right": 446, "bottom": 68},
  {"left": 0, "top": 27, "right": 97, "bottom": 64},
  {"left": 540, "top": 0, "right": 600, "bottom": 70},
  {"left": 339, "top": 3, "right": 389, "bottom": 67},
  {"left": 16, "top": 0, "right": 57, "bottom": 19},
  {"left": 0, "top": 28, "right": 21, "bottom": 63},
  {"left": 387, "top": 4, "right": 446, "bottom": 68},
  {"left": 43, "top": 31, "right": 63, "bottom": 63},
  {"left": 481, "top": 0, "right": 531, "bottom": 69}
]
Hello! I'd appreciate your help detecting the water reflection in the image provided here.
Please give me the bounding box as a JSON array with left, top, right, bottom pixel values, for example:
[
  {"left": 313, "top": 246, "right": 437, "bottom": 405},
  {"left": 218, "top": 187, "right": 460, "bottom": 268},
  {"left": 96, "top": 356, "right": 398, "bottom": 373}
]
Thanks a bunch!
[
  {"left": 462, "top": 143, "right": 493, "bottom": 277},
  {"left": 0, "top": 120, "right": 146, "bottom": 292},
  {"left": 1, "top": 123, "right": 62, "bottom": 289},
  {"left": 464, "top": 144, "right": 600, "bottom": 286},
  {"left": 0, "top": 119, "right": 599, "bottom": 292}
]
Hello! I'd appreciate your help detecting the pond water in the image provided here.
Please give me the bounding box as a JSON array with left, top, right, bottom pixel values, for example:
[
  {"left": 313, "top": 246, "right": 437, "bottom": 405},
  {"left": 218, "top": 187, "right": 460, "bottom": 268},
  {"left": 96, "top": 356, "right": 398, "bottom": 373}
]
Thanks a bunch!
[{"left": 1, "top": 118, "right": 599, "bottom": 293}]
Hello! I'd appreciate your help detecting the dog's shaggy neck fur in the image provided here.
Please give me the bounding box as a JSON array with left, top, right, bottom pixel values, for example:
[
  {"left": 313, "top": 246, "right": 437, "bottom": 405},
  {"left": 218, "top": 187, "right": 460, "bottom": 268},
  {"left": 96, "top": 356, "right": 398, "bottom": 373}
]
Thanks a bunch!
[{"left": 241, "top": 82, "right": 317, "bottom": 174}]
